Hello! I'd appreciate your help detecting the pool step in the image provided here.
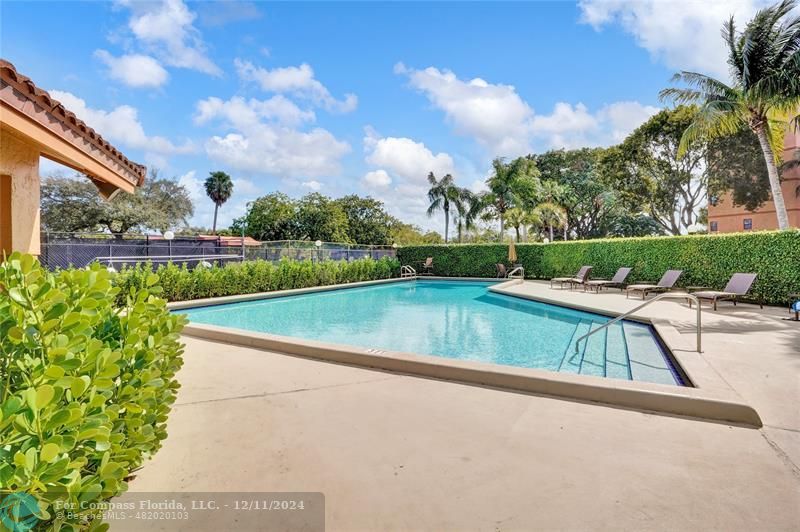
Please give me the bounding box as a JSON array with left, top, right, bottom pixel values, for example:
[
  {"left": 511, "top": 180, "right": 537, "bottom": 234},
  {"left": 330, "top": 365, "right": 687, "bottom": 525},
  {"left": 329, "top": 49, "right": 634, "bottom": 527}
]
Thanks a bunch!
[{"left": 560, "top": 320, "right": 672, "bottom": 384}]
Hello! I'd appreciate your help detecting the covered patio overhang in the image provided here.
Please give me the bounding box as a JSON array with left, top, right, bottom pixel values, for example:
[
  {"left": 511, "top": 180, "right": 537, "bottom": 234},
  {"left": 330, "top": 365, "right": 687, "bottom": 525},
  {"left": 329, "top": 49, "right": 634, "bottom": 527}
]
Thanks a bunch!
[{"left": 0, "top": 59, "right": 145, "bottom": 256}]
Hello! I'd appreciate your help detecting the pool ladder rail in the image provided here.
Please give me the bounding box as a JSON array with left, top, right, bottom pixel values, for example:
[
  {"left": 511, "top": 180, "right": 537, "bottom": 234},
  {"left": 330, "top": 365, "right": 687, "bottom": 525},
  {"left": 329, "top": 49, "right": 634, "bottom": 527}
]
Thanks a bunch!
[
  {"left": 400, "top": 265, "right": 417, "bottom": 278},
  {"left": 574, "top": 292, "right": 702, "bottom": 354}
]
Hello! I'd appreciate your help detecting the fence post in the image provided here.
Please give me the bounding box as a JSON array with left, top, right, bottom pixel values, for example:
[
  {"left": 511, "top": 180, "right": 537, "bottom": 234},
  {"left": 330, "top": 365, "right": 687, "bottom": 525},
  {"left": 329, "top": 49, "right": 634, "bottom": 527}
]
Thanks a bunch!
[{"left": 146, "top": 234, "right": 149, "bottom": 257}]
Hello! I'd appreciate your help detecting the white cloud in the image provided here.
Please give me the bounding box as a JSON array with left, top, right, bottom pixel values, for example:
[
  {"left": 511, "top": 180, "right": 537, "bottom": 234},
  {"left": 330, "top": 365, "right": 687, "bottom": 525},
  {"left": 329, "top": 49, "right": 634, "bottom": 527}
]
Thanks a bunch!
[
  {"left": 364, "top": 129, "right": 455, "bottom": 183},
  {"left": 94, "top": 50, "right": 168, "bottom": 88},
  {"left": 196, "top": 93, "right": 348, "bottom": 178},
  {"left": 49, "top": 90, "right": 195, "bottom": 159},
  {"left": 122, "top": 0, "right": 222, "bottom": 76},
  {"left": 396, "top": 63, "right": 535, "bottom": 157},
  {"left": 361, "top": 128, "right": 459, "bottom": 230},
  {"left": 235, "top": 59, "right": 357, "bottom": 113},
  {"left": 578, "top": 0, "right": 772, "bottom": 79},
  {"left": 530, "top": 101, "right": 659, "bottom": 149},
  {"left": 362, "top": 169, "right": 392, "bottom": 188},
  {"left": 195, "top": 95, "right": 315, "bottom": 128},
  {"left": 301, "top": 180, "right": 322, "bottom": 191}
]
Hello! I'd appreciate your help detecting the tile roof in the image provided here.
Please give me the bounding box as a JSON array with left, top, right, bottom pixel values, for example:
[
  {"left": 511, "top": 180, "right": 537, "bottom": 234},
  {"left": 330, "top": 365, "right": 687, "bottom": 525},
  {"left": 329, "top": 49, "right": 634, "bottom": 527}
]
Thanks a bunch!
[{"left": 0, "top": 58, "right": 146, "bottom": 187}]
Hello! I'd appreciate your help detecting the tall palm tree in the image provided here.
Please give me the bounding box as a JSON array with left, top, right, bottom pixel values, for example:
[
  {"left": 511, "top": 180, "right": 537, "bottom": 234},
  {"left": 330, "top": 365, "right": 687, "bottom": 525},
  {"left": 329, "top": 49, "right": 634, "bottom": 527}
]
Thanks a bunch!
[
  {"left": 534, "top": 202, "right": 568, "bottom": 242},
  {"left": 539, "top": 180, "right": 569, "bottom": 240},
  {"left": 484, "top": 157, "right": 540, "bottom": 239},
  {"left": 659, "top": 0, "right": 800, "bottom": 230},
  {"left": 426, "top": 172, "right": 461, "bottom": 243},
  {"left": 204, "top": 171, "right": 234, "bottom": 234}
]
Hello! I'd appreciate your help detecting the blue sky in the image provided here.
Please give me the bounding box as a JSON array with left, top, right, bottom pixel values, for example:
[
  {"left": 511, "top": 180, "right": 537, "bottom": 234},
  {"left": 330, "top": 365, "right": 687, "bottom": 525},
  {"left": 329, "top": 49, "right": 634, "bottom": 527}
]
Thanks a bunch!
[{"left": 1, "top": 0, "right": 773, "bottom": 231}]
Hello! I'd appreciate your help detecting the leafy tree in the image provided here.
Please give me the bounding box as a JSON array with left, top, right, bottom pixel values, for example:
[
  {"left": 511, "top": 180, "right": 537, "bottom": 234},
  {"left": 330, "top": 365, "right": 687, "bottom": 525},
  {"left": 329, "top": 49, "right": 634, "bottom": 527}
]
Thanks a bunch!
[
  {"left": 605, "top": 213, "right": 666, "bottom": 237},
  {"left": 41, "top": 172, "right": 193, "bottom": 237},
  {"left": 389, "top": 222, "right": 444, "bottom": 245},
  {"left": 334, "top": 195, "right": 396, "bottom": 245},
  {"left": 533, "top": 149, "right": 621, "bottom": 239},
  {"left": 204, "top": 171, "right": 234, "bottom": 234},
  {"left": 232, "top": 192, "right": 298, "bottom": 241},
  {"left": 706, "top": 126, "right": 772, "bottom": 211},
  {"left": 426, "top": 172, "right": 462, "bottom": 243},
  {"left": 659, "top": 0, "right": 800, "bottom": 230},
  {"left": 482, "top": 157, "right": 541, "bottom": 238},
  {"left": 598, "top": 106, "right": 707, "bottom": 235},
  {"left": 295, "top": 193, "right": 351, "bottom": 243}
]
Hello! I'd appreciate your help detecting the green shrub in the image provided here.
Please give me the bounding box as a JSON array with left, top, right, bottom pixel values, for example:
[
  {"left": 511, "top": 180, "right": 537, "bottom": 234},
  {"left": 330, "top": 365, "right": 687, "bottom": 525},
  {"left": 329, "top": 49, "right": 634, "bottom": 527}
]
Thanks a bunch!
[
  {"left": 397, "top": 230, "right": 800, "bottom": 305},
  {"left": 114, "top": 256, "right": 401, "bottom": 303},
  {"left": 0, "top": 253, "right": 185, "bottom": 530}
]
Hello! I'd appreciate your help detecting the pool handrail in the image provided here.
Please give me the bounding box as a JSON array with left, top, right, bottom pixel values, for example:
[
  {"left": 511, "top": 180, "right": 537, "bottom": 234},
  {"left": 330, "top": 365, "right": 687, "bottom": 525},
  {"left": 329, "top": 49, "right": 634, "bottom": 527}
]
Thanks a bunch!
[
  {"left": 574, "top": 292, "right": 702, "bottom": 354},
  {"left": 400, "top": 265, "right": 417, "bottom": 278}
]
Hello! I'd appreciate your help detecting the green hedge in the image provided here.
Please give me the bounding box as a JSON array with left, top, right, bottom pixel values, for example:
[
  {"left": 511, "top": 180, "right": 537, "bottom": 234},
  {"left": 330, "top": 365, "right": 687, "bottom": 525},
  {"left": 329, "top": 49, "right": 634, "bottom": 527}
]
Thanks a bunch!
[
  {"left": 397, "top": 230, "right": 800, "bottom": 305},
  {"left": 0, "top": 253, "right": 185, "bottom": 530},
  {"left": 114, "top": 256, "right": 401, "bottom": 303}
]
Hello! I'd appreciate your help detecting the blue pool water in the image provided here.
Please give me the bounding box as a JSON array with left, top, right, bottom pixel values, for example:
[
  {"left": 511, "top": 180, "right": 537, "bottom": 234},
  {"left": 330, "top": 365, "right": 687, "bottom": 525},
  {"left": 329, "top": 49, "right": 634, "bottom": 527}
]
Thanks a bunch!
[{"left": 182, "top": 280, "right": 684, "bottom": 386}]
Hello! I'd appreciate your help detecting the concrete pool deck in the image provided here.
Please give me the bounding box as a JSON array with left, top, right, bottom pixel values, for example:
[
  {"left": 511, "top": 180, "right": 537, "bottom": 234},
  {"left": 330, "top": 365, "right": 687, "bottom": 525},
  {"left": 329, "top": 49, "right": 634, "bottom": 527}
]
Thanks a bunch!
[{"left": 130, "top": 280, "right": 800, "bottom": 530}]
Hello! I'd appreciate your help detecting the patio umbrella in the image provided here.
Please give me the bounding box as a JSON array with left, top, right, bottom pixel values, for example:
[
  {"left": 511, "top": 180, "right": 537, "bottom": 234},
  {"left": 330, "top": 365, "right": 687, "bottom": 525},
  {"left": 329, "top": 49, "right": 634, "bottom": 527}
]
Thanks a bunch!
[{"left": 508, "top": 239, "right": 517, "bottom": 263}]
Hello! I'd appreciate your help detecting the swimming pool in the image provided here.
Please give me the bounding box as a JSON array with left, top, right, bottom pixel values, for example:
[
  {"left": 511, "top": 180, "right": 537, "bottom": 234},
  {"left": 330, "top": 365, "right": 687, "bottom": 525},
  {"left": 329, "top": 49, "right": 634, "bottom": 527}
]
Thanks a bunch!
[{"left": 181, "top": 280, "right": 684, "bottom": 386}]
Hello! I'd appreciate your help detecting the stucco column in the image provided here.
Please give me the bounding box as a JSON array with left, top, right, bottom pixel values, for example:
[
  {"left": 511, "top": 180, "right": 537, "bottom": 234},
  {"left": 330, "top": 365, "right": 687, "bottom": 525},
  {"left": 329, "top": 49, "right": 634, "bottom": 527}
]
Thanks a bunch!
[{"left": 0, "top": 130, "right": 41, "bottom": 255}]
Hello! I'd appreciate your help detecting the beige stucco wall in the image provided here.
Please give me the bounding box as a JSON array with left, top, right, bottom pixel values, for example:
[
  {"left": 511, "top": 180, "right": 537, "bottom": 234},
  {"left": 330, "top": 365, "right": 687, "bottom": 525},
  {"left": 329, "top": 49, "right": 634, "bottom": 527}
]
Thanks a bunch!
[{"left": 0, "top": 130, "right": 41, "bottom": 255}]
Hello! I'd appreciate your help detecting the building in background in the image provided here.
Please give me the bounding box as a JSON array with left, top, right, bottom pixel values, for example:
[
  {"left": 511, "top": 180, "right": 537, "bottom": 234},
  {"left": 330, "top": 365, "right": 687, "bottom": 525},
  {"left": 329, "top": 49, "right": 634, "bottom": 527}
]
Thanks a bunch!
[
  {"left": 707, "top": 124, "right": 800, "bottom": 233},
  {"left": 0, "top": 59, "right": 145, "bottom": 256}
]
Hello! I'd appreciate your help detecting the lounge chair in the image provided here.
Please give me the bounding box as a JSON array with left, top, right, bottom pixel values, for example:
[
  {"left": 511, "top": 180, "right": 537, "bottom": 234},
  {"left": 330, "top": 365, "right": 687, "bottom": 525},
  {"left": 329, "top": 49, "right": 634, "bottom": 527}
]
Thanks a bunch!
[
  {"left": 626, "top": 270, "right": 683, "bottom": 300},
  {"left": 496, "top": 263, "right": 508, "bottom": 278},
  {"left": 421, "top": 257, "right": 434, "bottom": 276},
  {"left": 550, "top": 266, "right": 592, "bottom": 290},
  {"left": 689, "top": 273, "right": 760, "bottom": 310},
  {"left": 585, "top": 267, "right": 632, "bottom": 293}
]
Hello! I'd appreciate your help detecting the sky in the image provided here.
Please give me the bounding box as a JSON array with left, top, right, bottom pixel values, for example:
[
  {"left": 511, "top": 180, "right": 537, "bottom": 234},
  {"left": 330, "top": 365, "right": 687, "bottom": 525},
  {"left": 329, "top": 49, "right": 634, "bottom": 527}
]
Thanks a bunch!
[{"left": 0, "top": 0, "right": 779, "bottom": 233}]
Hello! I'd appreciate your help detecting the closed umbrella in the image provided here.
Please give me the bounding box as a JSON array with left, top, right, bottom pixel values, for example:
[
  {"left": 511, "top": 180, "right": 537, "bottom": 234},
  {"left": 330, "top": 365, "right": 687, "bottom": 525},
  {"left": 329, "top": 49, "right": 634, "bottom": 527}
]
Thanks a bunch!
[{"left": 508, "top": 239, "right": 517, "bottom": 264}]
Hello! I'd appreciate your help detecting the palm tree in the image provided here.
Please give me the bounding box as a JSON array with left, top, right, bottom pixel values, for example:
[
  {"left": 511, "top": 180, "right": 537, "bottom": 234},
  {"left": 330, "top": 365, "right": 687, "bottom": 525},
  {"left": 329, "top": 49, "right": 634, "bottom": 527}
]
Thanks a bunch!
[
  {"left": 534, "top": 202, "right": 568, "bottom": 242},
  {"left": 204, "top": 171, "right": 234, "bottom": 234},
  {"left": 505, "top": 207, "right": 540, "bottom": 242},
  {"left": 453, "top": 188, "right": 479, "bottom": 243},
  {"left": 484, "top": 157, "right": 540, "bottom": 239},
  {"left": 659, "top": 0, "right": 800, "bottom": 230},
  {"left": 426, "top": 172, "right": 461, "bottom": 243},
  {"left": 539, "top": 180, "right": 569, "bottom": 240}
]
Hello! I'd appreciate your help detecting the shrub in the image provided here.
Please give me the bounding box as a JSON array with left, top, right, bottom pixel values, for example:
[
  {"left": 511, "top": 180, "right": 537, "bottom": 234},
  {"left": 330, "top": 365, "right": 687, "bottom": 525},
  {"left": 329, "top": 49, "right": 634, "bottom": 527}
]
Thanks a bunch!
[
  {"left": 397, "top": 230, "right": 800, "bottom": 305},
  {"left": 114, "top": 256, "right": 401, "bottom": 303},
  {"left": 0, "top": 253, "right": 185, "bottom": 530}
]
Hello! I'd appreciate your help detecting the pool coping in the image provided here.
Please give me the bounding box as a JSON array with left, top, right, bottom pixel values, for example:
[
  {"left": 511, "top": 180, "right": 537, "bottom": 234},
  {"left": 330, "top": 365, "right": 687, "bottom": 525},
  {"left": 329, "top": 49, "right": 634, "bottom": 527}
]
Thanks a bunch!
[{"left": 170, "top": 277, "right": 762, "bottom": 428}]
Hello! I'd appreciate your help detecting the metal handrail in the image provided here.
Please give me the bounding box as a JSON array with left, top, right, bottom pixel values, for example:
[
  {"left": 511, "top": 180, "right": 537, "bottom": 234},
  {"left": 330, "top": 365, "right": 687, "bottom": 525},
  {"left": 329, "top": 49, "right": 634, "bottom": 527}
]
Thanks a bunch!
[
  {"left": 507, "top": 266, "right": 525, "bottom": 279},
  {"left": 400, "top": 265, "right": 417, "bottom": 278},
  {"left": 574, "top": 292, "right": 702, "bottom": 354}
]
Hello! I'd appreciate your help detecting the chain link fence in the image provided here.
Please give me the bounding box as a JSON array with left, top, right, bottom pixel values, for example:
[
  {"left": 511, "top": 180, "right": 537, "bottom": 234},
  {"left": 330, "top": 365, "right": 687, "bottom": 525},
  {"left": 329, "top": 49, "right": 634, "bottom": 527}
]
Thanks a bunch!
[{"left": 39, "top": 233, "right": 397, "bottom": 270}]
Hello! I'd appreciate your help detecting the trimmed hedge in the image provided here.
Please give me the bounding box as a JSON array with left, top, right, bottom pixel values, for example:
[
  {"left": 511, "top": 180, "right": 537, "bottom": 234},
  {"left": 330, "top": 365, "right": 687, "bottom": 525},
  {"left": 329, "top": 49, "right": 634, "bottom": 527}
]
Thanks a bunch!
[
  {"left": 397, "top": 230, "right": 800, "bottom": 305},
  {"left": 0, "top": 253, "right": 185, "bottom": 530},
  {"left": 114, "top": 256, "right": 401, "bottom": 303}
]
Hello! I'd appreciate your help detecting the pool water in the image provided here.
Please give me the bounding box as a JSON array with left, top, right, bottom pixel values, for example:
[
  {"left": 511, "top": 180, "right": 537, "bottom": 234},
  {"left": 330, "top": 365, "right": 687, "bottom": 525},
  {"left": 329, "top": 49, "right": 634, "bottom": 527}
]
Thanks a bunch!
[{"left": 181, "top": 280, "right": 684, "bottom": 386}]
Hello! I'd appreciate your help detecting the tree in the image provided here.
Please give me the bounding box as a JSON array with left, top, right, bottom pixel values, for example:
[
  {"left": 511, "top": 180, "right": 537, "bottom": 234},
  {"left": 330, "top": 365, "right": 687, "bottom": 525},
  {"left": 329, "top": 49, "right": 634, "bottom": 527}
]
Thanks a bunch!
[
  {"left": 295, "top": 193, "right": 351, "bottom": 243},
  {"left": 452, "top": 188, "right": 479, "bottom": 243},
  {"left": 426, "top": 172, "right": 461, "bottom": 243},
  {"left": 389, "top": 222, "right": 444, "bottom": 245},
  {"left": 533, "top": 149, "right": 621, "bottom": 239},
  {"left": 659, "top": 0, "right": 800, "bottom": 230},
  {"left": 204, "top": 171, "right": 234, "bottom": 234},
  {"left": 599, "top": 106, "right": 708, "bottom": 235},
  {"left": 40, "top": 172, "right": 193, "bottom": 237},
  {"left": 334, "top": 195, "right": 396, "bottom": 245},
  {"left": 232, "top": 192, "right": 297, "bottom": 241},
  {"left": 505, "top": 207, "right": 540, "bottom": 242},
  {"left": 533, "top": 202, "right": 567, "bottom": 242},
  {"left": 483, "top": 157, "right": 540, "bottom": 238},
  {"left": 706, "top": 126, "right": 772, "bottom": 211}
]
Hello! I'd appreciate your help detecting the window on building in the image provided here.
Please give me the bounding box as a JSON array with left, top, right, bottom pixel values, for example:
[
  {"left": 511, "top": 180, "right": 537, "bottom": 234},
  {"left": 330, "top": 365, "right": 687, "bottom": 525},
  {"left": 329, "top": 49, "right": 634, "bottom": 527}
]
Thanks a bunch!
[
  {"left": 709, "top": 195, "right": 719, "bottom": 206},
  {"left": 795, "top": 185, "right": 800, "bottom": 198},
  {"left": 743, "top": 218, "right": 753, "bottom": 230},
  {"left": 710, "top": 221, "right": 718, "bottom": 232}
]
